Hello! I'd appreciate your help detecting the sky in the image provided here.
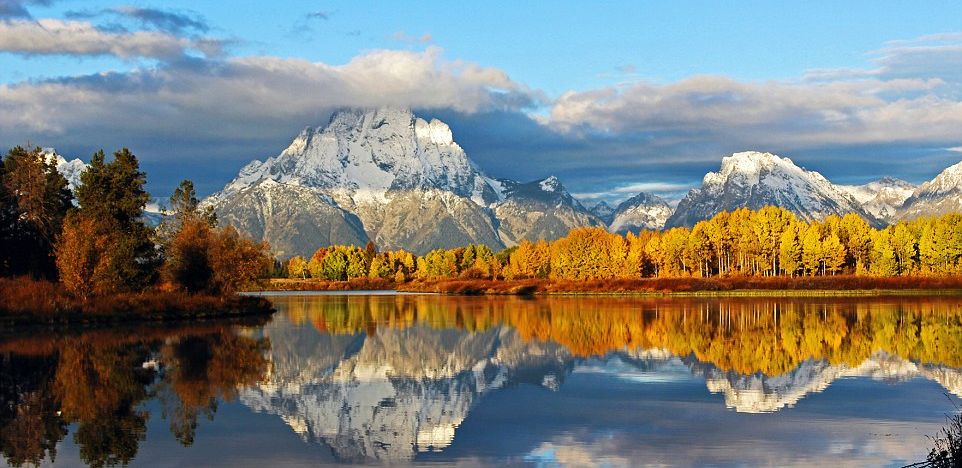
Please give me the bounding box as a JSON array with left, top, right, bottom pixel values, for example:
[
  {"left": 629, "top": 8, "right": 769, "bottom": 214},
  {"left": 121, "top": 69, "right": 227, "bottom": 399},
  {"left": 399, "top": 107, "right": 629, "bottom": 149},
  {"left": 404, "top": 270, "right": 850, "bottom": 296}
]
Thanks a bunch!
[{"left": 2, "top": 1, "right": 962, "bottom": 204}]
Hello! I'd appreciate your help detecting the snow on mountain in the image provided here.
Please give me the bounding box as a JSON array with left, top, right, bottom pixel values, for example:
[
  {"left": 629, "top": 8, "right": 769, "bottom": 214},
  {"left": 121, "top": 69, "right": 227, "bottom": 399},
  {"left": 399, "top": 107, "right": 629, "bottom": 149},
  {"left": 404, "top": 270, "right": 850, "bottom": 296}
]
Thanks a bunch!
[
  {"left": 837, "top": 177, "right": 915, "bottom": 223},
  {"left": 608, "top": 192, "right": 673, "bottom": 233},
  {"left": 588, "top": 201, "right": 615, "bottom": 223},
  {"left": 898, "top": 160, "right": 962, "bottom": 220},
  {"left": 492, "top": 176, "right": 604, "bottom": 246},
  {"left": 210, "top": 108, "right": 501, "bottom": 207},
  {"left": 204, "top": 108, "right": 601, "bottom": 257},
  {"left": 42, "top": 148, "right": 86, "bottom": 191},
  {"left": 666, "top": 151, "right": 880, "bottom": 227}
]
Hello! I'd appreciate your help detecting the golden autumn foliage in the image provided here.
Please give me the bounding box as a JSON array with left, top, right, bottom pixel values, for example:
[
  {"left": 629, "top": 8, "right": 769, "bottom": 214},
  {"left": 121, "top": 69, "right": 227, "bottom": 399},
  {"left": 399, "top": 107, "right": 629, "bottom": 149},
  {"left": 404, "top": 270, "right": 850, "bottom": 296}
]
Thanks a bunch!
[
  {"left": 295, "top": 207, "right": 962, "bottom": 284},
  {"left": 277, "top": 294, "right": 962, "bottom": 376},
  {"left": 55, "top": 212, "right": 118, "bottom": 300}
]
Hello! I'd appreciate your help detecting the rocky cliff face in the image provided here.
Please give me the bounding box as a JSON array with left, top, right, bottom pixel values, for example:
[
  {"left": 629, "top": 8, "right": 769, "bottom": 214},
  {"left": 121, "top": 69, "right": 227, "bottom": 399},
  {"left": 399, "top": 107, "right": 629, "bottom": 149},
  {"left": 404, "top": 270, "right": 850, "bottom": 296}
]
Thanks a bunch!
[{"left": 492, "top": 176, "right": 604, "bottom": 246}]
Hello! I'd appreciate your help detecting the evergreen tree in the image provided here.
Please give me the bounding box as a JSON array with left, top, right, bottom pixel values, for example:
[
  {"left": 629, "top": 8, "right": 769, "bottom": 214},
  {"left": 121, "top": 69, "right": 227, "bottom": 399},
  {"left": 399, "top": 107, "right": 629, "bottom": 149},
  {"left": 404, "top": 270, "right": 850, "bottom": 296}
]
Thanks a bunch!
[
  {"left": 0, "top": 146, "right": 73, "bottom": 278},
  {"left": 69, "top": 148, "right": 159, "bottom": 291},
  {"left": 168, "top": 179, "right": 216, "bottom": 228}
]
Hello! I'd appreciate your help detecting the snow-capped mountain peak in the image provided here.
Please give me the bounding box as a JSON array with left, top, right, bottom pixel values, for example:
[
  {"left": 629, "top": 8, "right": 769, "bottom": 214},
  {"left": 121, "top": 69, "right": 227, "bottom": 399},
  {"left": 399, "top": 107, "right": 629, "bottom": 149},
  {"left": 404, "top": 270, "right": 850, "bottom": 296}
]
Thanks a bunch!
[
  {"left": 838, "top": 177, "right": 915, "bottom": 223},
  {"left": 898, "top": 159, "right": 962, "bottom": 220},
  {"left": 212, "top": 107, "right": 499, "bottom": 207},
  {"left": 668, "top": 150, "right": 879, "bottom": 227},
  {"left": 539, "top": 176, "right": 562, "bottom": 193},
  {"left": 203, "top": 108, "right": 601, "bottom": 257},
  {"left": 41, "top": 148, "right": 86, "bottom": 191},
  {"left": 608, "top": 192, "right": 673, "bottom": 233}
]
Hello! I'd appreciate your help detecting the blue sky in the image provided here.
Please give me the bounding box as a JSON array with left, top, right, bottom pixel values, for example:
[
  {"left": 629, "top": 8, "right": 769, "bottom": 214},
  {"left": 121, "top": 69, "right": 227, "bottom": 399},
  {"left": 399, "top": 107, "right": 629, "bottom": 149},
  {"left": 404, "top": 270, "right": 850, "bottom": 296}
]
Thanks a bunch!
[{"left": 2, "top": 1, "right": 962, "bottom": 202}]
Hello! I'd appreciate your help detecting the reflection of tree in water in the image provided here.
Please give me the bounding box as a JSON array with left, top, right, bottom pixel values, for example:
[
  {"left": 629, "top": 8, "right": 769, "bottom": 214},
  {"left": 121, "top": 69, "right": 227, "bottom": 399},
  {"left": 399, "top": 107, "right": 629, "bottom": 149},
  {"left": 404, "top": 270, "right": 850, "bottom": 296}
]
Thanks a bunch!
[
  {"left": 0, "top": 323, "right": 270, "bottom": 467},
  {"left": 156, "top": 332, "right": 270, "bottom": 446},
  {"left": 0, "top": 354, "right": 67, "bottom": 466},
  {"left": 55, "top": 341, "right": 152, "bottom": 467},
  {"left": 279, "top": 295, "right": 962, "bottom": 376}
]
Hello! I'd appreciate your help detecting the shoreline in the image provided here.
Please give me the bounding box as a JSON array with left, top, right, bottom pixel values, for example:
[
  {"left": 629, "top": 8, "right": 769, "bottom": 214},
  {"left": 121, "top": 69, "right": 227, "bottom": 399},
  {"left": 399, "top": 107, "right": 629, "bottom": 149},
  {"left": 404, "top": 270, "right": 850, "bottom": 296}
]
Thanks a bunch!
[
  {"left": 244, "top": 276, "right": 962, "bottom": 297},
  {"left": 0, "top": 277, "right": 276, "bottom": 327}
]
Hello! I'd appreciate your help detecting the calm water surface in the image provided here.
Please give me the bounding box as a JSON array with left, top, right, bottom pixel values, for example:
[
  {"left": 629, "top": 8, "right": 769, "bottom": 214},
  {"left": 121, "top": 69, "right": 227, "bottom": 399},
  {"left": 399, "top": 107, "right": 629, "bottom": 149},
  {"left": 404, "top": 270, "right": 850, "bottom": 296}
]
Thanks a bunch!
[{"left": 2, "top": 294, "right": 961, "bottom": 467}]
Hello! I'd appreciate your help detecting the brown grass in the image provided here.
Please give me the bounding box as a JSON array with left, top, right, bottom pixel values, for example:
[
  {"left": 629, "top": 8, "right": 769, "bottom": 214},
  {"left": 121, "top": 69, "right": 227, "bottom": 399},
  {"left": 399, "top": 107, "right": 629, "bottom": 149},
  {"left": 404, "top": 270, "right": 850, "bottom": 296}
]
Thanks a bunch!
[
  {"left": 246, "top": 277, "right": 396, "bottom": 291},
  {"left": 398, "top": 275, "right": 962, "bottom": 295},
  {"left": 0, "top": 277, "right": 275, "bottom": 326}
]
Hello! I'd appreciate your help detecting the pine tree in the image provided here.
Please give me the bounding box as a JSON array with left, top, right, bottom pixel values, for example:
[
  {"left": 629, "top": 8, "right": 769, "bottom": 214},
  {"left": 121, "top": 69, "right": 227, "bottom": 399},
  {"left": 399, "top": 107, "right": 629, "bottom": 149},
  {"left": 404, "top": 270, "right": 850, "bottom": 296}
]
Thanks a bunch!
[
  {"left": 0, "top": 146, "right": 73, "bottom": 278},
  {"left": 71, "top": 148, "right": 159, "bottom": 291}
]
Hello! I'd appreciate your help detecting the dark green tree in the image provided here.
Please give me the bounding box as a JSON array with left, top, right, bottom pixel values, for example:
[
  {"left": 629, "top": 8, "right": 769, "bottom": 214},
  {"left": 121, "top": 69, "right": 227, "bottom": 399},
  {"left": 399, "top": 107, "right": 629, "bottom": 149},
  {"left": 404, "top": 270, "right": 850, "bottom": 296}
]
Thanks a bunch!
[
  {"left": 0, "top": 146, "right": 73, "bottom": 278},
  {"left": 168, "top": 179, "right": 216, "bottom": 228},
  {"left": 72, "top": 148, "right": 159, "bottom": 291}
]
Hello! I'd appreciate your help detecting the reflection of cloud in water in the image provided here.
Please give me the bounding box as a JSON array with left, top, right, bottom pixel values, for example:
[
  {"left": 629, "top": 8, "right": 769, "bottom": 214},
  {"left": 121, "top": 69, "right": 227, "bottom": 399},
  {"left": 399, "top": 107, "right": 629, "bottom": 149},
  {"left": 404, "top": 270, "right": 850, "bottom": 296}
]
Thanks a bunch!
[
  {"left": 524, "top": 429, "right": 930, "bottom": 468},
  {"left": 576, "top": 351, "right": 694, "bottom": 384}
]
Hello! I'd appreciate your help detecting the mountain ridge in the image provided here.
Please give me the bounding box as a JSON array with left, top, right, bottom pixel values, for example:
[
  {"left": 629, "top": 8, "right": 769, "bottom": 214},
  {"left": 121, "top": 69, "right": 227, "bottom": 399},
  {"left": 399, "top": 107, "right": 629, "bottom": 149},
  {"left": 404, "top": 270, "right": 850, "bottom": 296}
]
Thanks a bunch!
[
  {"left": 666, "top": 151, "right": 882, "bottom": 228},
  {"left": 202, "top": 107, "right": 602, "bottom": 257}
]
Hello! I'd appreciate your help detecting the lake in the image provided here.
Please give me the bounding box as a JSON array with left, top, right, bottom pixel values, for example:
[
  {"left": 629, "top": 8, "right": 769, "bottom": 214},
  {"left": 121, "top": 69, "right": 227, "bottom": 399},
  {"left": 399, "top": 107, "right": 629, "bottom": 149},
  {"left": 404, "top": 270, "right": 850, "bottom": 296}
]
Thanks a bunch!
[{"left": 2, "top": 293, "right": 961, "bottom": 467}]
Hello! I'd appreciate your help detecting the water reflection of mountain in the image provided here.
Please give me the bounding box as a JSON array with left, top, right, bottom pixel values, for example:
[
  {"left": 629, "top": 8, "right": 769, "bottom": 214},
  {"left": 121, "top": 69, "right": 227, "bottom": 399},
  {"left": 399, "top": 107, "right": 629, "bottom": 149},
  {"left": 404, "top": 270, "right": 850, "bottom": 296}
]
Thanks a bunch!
[
  {"left": 240, "top": 325, "right": 572, "bottom": 462},
  {"left": 690, "top": 352, "right": 962, "bottom": 413},
  {"left": 244, "top": 294, "right": 962, "bottom": 461}
]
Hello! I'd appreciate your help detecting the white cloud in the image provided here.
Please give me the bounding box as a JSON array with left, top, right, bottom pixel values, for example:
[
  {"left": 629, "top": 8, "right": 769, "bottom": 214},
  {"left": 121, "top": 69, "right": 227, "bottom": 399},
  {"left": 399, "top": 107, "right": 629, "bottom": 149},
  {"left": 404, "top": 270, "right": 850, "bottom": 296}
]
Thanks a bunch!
[
  {"left": 548, "top": 74, "right": 962, "bottom": 149},
  {"left": 0, "top": 18, "right": 218, "bottom": 59},
  {"left": 0, "top": 47, "right": 539, "bottom": 143}
]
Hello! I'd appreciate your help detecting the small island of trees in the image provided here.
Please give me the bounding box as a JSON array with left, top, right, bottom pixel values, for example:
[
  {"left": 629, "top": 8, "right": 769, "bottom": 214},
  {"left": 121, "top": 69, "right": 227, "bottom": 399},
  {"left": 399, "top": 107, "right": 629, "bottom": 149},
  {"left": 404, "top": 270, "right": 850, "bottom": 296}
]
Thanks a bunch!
[{"left": 0, "top": 146, "right": 273, "bottom": 323}]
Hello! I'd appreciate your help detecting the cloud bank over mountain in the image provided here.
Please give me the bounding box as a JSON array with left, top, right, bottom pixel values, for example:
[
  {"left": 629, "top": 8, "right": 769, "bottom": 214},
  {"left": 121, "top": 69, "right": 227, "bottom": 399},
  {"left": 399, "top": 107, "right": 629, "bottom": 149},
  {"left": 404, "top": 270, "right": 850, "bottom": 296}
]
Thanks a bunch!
[{"left": 1, "top": 4, "right": 962, "bottom": 202}]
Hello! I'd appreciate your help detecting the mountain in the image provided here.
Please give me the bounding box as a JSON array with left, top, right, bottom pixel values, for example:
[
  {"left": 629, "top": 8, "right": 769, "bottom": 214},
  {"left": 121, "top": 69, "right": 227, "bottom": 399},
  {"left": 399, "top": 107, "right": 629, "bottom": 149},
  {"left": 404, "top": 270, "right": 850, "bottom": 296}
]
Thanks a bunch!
[
  {"left": 492, "top": 176, "right": 604, "bottom": 246},
  {"left": 204, "top": 108, "right": 598, "bottom": 257},
  {"left": 838, "top": 177, "right": 915, "bottom": 223},
  {"left": 666, "top": 151, "right": 880, "bottom": 227},
  {"left": 608, "top": 192, "right": 673, "bottom": 234},
  {"left": 898, "top": 161, "right": 962, "bottom": 220},
  {"left": 43, "top": 148, "right": 86, "bottom": 191},
  {"left": 589, "top": 201, "right": 615, "bottom": 223}
]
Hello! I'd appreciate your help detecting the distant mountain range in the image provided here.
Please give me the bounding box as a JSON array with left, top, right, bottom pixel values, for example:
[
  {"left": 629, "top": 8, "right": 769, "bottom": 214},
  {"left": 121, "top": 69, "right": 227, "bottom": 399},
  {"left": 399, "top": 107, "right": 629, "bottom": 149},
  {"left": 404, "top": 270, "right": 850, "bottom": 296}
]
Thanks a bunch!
[{"left": 44, "top": 108, "right": 962, "bottom": 256}]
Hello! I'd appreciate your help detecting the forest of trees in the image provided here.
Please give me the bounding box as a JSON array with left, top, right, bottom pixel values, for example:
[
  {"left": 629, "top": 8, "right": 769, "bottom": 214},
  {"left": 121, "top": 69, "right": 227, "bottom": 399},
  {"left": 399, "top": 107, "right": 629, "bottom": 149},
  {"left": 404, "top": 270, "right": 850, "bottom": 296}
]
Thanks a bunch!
[
  {"left": 287, "top": 206, "right": 962, "bottom": 282},
  {"left": 0, "top": 146, "right": 271, "bottom": 302}
]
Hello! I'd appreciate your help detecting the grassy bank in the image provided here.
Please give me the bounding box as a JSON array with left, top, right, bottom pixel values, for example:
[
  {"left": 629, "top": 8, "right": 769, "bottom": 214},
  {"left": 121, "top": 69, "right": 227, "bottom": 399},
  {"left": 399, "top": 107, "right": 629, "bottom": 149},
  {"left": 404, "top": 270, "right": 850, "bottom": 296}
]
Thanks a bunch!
[
  {"left": 247, "top": 277, "right": 396, "bottom": 292},
  {"left": 0, "top": 277, "right": 275, "bottom": 327},
  {"left": 396, "top": 275, "right": 962, "bottom": 296},
  {"left": 241, "top": 275, "right": 962, "bottom": 296}
]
